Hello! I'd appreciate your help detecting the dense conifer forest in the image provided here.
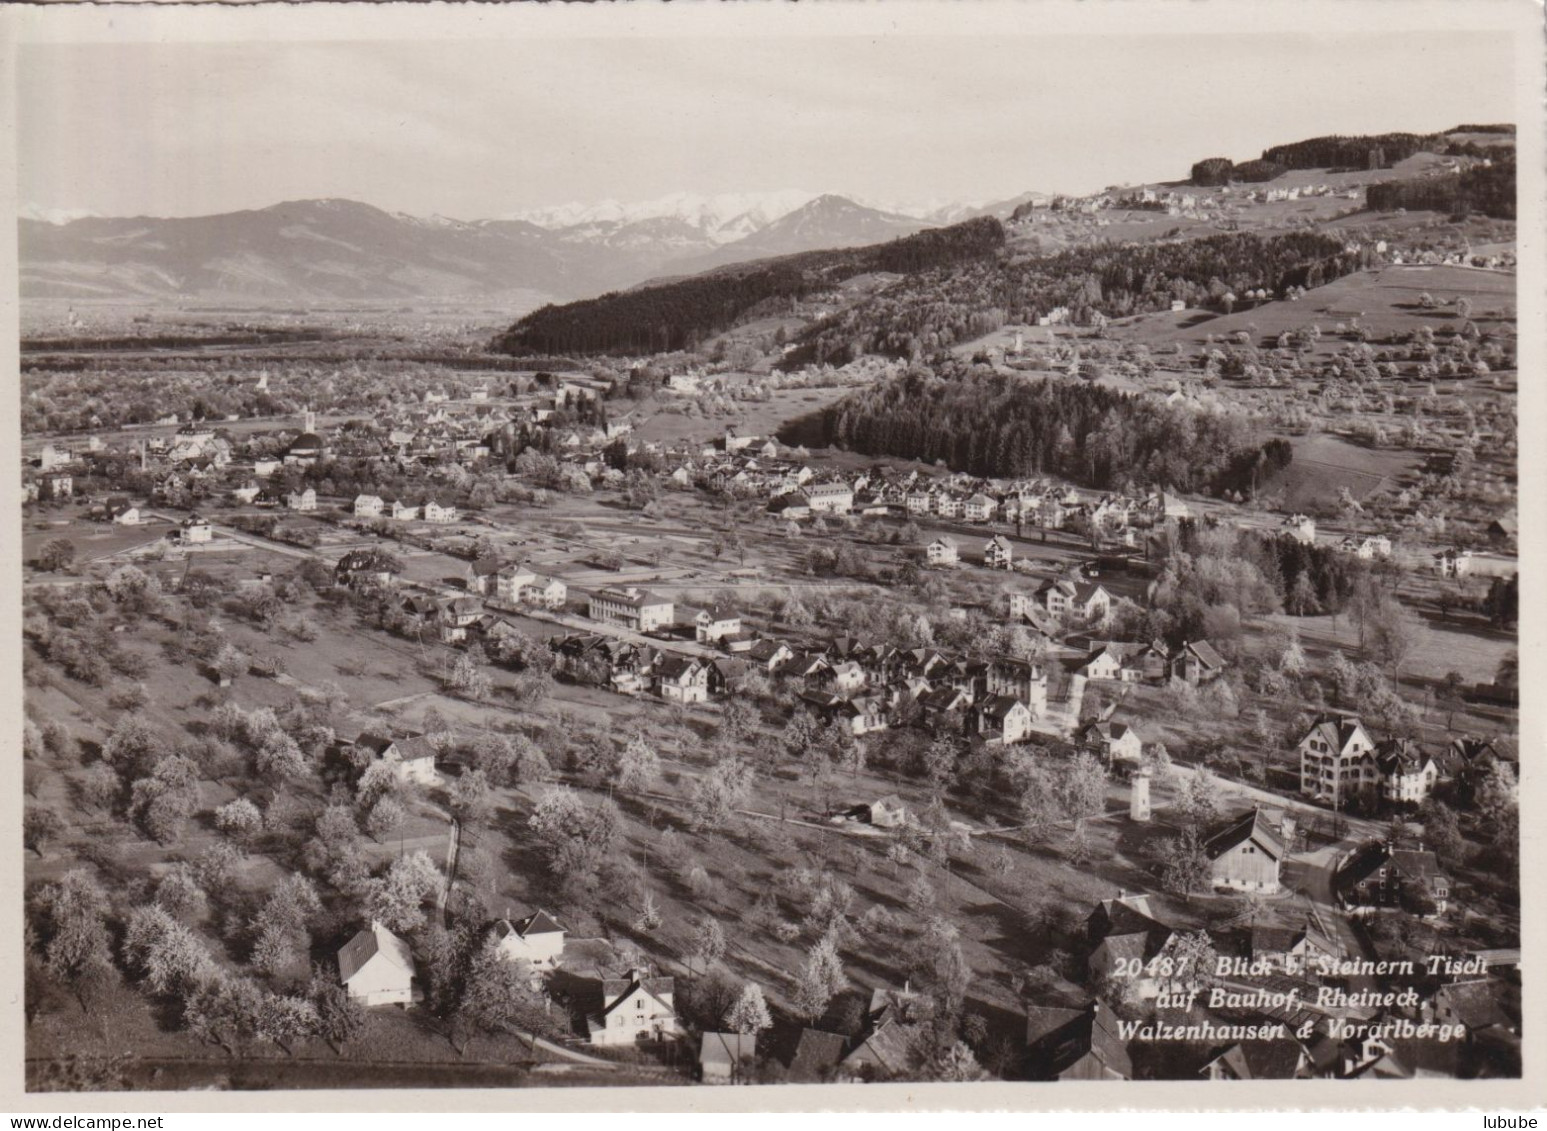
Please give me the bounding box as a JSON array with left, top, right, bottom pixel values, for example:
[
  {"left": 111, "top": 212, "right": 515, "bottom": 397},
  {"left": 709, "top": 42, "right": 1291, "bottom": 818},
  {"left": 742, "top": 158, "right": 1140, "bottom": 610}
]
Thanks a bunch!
[
  {"left": 793, "top": 367, "right": 1289, "bottom": 496},
  {"left": 491, "top": 218, "right": 1005, "bottom": 357},
  {"left": 1366, "top": 159, "right": 1516, "bottom": 220}
]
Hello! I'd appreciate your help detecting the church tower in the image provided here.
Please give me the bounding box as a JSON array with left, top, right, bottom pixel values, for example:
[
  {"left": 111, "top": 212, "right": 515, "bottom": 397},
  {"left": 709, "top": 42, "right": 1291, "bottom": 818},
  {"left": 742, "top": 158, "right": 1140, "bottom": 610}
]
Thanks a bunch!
[{"left": 303, "top": 406, "right": 316, "bottom": 434}]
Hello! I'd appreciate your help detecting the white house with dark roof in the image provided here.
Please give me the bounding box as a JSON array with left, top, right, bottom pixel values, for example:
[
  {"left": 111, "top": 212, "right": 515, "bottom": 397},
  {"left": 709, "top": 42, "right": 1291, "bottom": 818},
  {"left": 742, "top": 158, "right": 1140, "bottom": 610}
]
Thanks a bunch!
[
  {"left": 983, "top": 534, "right": 1014, "bottom": 570},
  {"left": 490, "top": 910, "right": 566, "bottom": 972},
  {"left": 338, "top": 921, "right": 418, "bottom": 1006},
  {"left": 1298, "top": 714, "right": 1377, "bottom": 806},
  {"left": 926, "top": 537, "right": 959, "bottom": 566},
  {"left": 589, "top": 970, "right": 680, "bottom": 1045},
  {"left": 355, "top": 733, "right": 439, "bottom": 787}
]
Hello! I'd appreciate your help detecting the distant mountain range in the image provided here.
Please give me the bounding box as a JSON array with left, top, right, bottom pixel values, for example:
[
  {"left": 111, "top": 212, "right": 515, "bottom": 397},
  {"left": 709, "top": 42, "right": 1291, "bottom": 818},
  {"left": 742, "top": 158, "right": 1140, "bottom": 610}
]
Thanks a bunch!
[{"left": 17, "top": 189, "right": 1042, "bottom": 309}]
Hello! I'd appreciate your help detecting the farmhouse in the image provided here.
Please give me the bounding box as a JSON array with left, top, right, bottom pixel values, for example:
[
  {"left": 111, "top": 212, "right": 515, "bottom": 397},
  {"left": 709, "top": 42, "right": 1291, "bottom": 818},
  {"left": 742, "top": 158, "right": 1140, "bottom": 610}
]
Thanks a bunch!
[
  {"left": 338, "top": 921, "right": 418, "bottom": 1006},
  {"left": 423, "top": 500, "right": 459, "bottom": 524},
  {"left": 390, "top": 500, "right": 420, "bottom": 521},
  {"left": 1203, "top": 808, "right": 1285, "bottom": 894},
  {"left": 588, "top": 970, "right": 680, "bottom": 1045},
  {"left": 490, "top": 910, "right": 567, "bottom": 972},
  {"left": 1298, "top": 714, "right": 1378, "bottom": 806},
  {"left": 335, "top": 549, "right": 398, "bottom": 590},
  {"left": 354, "top": 732, "right": 439, "bottom": 787},
  {"left": 108, "top": 499, "right": 141, "bottom": 526},
  {"left": 1168, "top": 640, "right": 1226, "bottom": 685},
  {"left": 589, "top": 587, "right": 675, "bottom": 633},
  {"left": 983, "top": 534, "right": 1014, "bottom": 570}
]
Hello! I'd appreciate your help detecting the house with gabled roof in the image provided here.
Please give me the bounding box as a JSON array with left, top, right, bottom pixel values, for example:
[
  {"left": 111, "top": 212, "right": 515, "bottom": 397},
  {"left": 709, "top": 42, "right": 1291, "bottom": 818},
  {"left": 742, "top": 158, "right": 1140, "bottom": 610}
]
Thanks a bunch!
[
  {"left": 353, "top": 494, "right": 384, "bottom": 518},
  {"left": 925, "top": 536, "right": 959, "bottom": 566},
  {"left": 1085, "top": 894, "right": 1176, "bottom": 998},
  {"left": 1025, "top": 1001, "right": 1132, "bottom": 1081},
  {"left": 976, "top": 695, "right": 1034, "bottom": 746},
  {"left": 964, "top": 493, "right": 997, "bottom": 523},
  {"left": 983, "top": 534, "right": 1014, "bottom": 570},
  {"left": 1169, "top": 639, "right": 1226, "bottom": 684},
  {"left": 490, "top": 909, "right": 566, "bottom": 972},
  {"left": 1337, "top": 841, "right": 1450, "bottom": 917},
  {"left": 1078, "top": 717, "right": 1144, "bottom": 766},
  {"left": 354, "top": 732, "right": 439, "bottom": 787},
  {"left": 338, "top": 921, "right": 418, "bottom": 1006},
  {"left": 465, "top": 555, "right": 503, "bottom": 596},
  {"left": 1234, "top": 917, "right": 1343, "bottom": 977},
  {"left": 1375, "top": 738, "right": 1438, "bottom": 805},
  {"left": 841, "top": 1019, "right": 912, "bottom": 1082},
  {"left": 1204, "top": 808, "right": 1285, "bottom": 893},
  {"left": 588, "top": 969, "right": 680, "bottom": 1045},
  {"left": 692, "top": 605, "right": 742, "bottom": 643},
  {"left": 1298, "top": 714, "right": 1378, "bottom": 807},
  {"left": 655, "top": 656, "right": 709, "bottom": 704}
]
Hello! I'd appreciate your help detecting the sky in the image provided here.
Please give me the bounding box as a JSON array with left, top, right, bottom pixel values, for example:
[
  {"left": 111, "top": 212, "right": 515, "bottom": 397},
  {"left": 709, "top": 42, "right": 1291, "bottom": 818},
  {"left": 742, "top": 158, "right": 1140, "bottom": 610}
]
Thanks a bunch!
[{"left": 17, "top": 29, "right": 1519, "bottom": 220}]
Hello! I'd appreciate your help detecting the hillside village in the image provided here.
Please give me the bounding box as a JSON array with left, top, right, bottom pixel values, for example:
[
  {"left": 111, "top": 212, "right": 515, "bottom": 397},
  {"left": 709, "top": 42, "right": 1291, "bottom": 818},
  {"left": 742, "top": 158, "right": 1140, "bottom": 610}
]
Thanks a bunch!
[{"left": 20, "top": 127, "right": 1521, "bottom": 1092}]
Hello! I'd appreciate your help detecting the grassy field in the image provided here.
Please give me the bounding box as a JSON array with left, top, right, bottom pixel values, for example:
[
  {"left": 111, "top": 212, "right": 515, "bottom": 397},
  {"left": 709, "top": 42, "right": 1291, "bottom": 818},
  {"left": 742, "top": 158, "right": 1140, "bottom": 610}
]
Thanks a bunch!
[{"left": 1260, "top": 433, "right": 1420, "bottom": 512}]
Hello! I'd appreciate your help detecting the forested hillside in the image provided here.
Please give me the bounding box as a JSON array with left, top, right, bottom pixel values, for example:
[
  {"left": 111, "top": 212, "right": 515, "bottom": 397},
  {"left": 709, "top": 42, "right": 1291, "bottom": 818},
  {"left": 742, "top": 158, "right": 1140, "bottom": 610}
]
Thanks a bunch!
[
  {"left": 1191, "top": 126, "right": 1515, "bottom": 186},
  {"left": 794, "top": 367, "right": 1289, "bottom": 496},
  {"left": 791, "top": 232, "right": 1366, "bottom": 366},
  {"left": 1366, "top": 158, "right": 1516, "bottom": 220},
  {"left": 491, "top": 217, "right": 1005, "bottom": 356}
]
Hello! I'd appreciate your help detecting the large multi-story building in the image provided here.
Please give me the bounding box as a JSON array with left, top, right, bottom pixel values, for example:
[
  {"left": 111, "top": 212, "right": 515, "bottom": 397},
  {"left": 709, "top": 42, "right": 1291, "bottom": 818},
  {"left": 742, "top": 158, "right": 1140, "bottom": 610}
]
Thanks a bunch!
[
  {"left": 589, "top": 587, "right": 675, "bottom": 633},
  {"left": 1298, "top": 714, "right": 1377, "bottom": 807}
]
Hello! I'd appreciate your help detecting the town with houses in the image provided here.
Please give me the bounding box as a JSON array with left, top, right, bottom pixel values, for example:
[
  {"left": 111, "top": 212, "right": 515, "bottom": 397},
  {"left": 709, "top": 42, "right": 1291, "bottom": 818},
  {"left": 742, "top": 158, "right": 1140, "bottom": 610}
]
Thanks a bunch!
[{"left": 15, "top": 73, "right": 1524, "bottom": 1097}]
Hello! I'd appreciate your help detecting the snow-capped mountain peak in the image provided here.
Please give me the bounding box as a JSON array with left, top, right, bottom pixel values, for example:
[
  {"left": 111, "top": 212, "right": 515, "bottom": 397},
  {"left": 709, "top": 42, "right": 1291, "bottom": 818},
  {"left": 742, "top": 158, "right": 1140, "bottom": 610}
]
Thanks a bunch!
[{"left": 507, "top": 189, "right": 824, "bottom": 245}]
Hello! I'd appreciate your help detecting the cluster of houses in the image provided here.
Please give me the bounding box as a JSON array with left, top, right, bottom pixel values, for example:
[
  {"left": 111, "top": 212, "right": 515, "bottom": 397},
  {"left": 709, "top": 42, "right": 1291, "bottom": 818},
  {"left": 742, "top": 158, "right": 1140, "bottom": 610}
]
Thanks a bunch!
[
  {"left": 1026, "top": 882, "right": 1518, "bottom": 1080},
  {"left": 1296, "top": 713, "right": 1513, "bottom": 813}
]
